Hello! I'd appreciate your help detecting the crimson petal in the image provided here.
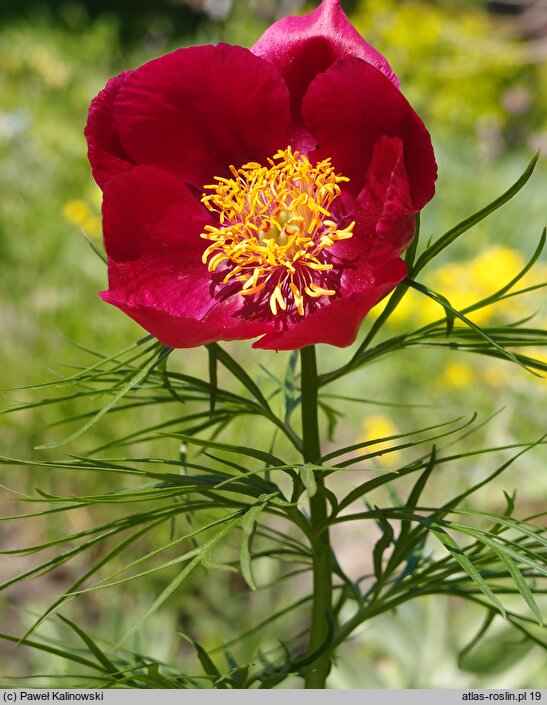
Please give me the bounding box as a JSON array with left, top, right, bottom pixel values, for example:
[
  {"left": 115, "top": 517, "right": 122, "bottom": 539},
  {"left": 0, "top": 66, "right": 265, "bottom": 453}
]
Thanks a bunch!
[
  {"left": 112, "top": 44, "right": 291, "bottom": 189},
  {"left": 253, "top": 257, "right": 406, "bottom": 350},
  {"left": 358, "top": 135, "right": 416, "bottom": 258},
  {"left": 302, "top": 57, "right": 437, "bottom": 211},
  {"left": 101, "top": 165, "right": 213, "bottom": 316},
  {"left": 327, "top": 135, "right": 415, "bottom": 273},
  {"left": 252, "top": 0, "right": 398, "bottom": 122},
  {"left": 100, "top": 165, "right": 272, "bottom": 347},
  {"left": 85, "top": 71, "right": 136, "bottom": 189},
  {"left": 100, "top": 295, "right": 270, "bottom": 349}
]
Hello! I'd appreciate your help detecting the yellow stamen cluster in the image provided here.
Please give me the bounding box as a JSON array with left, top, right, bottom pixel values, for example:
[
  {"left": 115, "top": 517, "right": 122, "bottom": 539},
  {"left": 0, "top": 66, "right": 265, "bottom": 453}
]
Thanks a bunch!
[{"left": 200, "top": 147, "right": 354, "bottom": 317}]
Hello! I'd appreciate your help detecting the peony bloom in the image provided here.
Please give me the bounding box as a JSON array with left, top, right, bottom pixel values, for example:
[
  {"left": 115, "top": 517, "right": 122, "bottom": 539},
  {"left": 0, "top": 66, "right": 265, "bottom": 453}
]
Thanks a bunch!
[{"left": 86, "top": 0, "right": 437, "bottom": 350}]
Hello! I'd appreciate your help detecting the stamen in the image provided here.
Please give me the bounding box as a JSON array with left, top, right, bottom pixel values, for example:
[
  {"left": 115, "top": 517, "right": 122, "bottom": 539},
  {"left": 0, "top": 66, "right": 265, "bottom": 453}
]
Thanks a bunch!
[
  {"left": 269, "top": 284, "right": 287, "bottom": 316},
  {"left": 200, "top": 147, "right": 354, "bottom": 318}
]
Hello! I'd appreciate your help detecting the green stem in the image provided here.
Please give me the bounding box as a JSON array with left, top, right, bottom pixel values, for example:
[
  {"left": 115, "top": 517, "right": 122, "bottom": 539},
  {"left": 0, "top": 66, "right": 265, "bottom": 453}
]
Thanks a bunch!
[{"left": 300, "top": 346, "right": 333, "bottom": 689}]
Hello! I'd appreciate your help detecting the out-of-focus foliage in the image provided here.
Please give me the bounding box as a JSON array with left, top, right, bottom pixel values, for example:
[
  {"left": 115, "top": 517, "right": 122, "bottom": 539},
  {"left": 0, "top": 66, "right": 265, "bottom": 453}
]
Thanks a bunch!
[
  {"left": 0, "top": 0, "right": 206, "bottom": 45},
  {"left": 351, "top": 0, "right": 546, "bottom": 153}
]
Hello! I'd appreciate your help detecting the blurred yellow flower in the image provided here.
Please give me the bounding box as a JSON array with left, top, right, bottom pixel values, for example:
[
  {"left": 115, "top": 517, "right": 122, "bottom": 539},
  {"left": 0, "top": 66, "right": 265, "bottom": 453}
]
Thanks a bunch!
[
  {"left": 428, "top": 245, "right": 526, "bottom": 326},
  {"left": 62, "top": 199, "right": 89, "bottom": 225},
  {"left": 360, "top": 415, "right": 400, "bottom": 468},
  {"left": 438, "top": 361, "right": 474, "bottom": 389},
  {"left": 62, "top": 199, "right": 102, "bottom": 238},
  {"left": 81, "top": 216, "right": 102, "bottom": 238},
  {"left": 469, "top": 246, "right": 524, "bottom": 291},
  {"left": 377, "top": 245, "right": 544, "bottom": 331}
]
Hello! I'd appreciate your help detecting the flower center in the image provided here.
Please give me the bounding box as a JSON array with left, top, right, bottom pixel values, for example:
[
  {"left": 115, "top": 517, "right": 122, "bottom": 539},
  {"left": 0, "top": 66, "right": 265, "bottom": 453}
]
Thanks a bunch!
[{"left": 200, "top": 147, "right": 354, "bottom": 318}]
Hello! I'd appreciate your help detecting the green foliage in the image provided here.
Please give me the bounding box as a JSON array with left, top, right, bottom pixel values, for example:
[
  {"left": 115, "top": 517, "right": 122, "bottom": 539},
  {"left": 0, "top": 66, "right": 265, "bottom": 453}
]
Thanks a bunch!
[
  {"left": 351, "top": 0, "right": 545, "bottom": 150},
  {"left": 1, "top": 154, "right": 545, "bottom": 687}
]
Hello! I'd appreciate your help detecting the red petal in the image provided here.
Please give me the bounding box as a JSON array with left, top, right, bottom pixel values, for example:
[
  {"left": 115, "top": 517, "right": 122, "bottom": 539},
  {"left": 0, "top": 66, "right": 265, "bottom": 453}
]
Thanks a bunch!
[
  {"left": 100, "top": 165, "right": 273, "bottom": 347},
  {"left": 112, "top": 44, "right": 291, "bottom": 188},
  {"left": 85, "top": 71, "right": 136, "bottom": 189},
  {"left": 253, "top": 258, "right": 406, "bottom": 350},
  {"left": 252, "top": 0, "right": 398, "bottom": 121},
  {"left": 372, "top": 137, "right": 416, "bottom": 255},
  {"left": 102, "top": 165, "right": 215, "bottom": 319},
  {"left": 302, "top": 57, "right": 437, "bottom": 211},
  {"left": 357, "top": 135, "right": 416, "bottom": 258},
  {"left": 99, "top": 294, "right": 269, "bottom": 349},
  {"left": 325, "top": 136, "right": 414, "bottom": 290}
]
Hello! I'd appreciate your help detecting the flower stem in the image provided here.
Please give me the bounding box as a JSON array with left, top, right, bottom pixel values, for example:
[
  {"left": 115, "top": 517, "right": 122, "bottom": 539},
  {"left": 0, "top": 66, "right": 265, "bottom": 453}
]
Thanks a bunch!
[{"left": 300, "top": 345, "right": 332, "bottom": 689}]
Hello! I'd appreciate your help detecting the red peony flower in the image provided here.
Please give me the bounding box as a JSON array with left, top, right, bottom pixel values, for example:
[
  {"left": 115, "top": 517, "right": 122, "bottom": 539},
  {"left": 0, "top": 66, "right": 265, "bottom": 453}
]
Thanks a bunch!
[{"left": 86, "top": 0, "right": 437, "bottom": 350}]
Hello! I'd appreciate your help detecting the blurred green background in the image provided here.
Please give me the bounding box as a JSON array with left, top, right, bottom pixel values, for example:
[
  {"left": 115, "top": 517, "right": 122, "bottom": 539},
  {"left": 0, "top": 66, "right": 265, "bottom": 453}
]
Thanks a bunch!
[{"left": 0, "top": 0, "right": 545, "bottom": 688}]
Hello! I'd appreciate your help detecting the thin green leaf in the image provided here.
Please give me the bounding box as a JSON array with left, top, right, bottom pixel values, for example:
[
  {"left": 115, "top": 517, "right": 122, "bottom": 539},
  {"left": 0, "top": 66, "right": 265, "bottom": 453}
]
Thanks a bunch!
[
  {"left": 387, "top": 446, "right": 437, "bottom": 576},
  {"left": 447, "top": 509, "right": 547, "bottom": 549},
  {"left": 57, "top": 616, "right": 120, "bottom": 675},
  {"left": 210, "top": 595, "right": 312, "bottom": 654},
  {"left": 36, "top": 346, "right": 172, "bottom": 449},
  {"left": 407, "top": 280, "right": 533, "bottom": 374},
  {"left": 207, "top": 344, "right": 218, "bottom": 417},
  {"left": 412, "top": 152, "right": 539, "bottom": 274},
  {"left": 212, "top": 343, "right": 272, "bottom": 413},
  {"left": 240, "top": 495, "right": 274, "bottom": 591},
  {"left": 115, "top": 513, "right": 243, "bottom": 647},
  {"left": 160, "top": 432, "right": 287, "bottom": 470},
  {"left": 335, "top": 413, "right": 477, "bottom": 470},
  {"left": 21, "top": 517, "right": 171, "bottom": 640},
  {"left": 372, "top": 510, "right": 394, "bottom": 581},
  {"left": 178, "top": 635, "right": 224, "bottom": 687},
  {"left": 322, "top": 416, "right": 463, "bottom": 464},
  {"left": 438, "top": 435, "right": 546, "bottom": 513},
  {"left": 428, "top": 523, "right": 506, "bottom": 617},
  {"left": 493, "top": 547, "right": 543, "bottom": 625},
  {"left": 0, "top": 336, "right": 156, "bottom": 392},
  {"left": 69, "top": 512, "right": 246, "bottom": 594},
  {"left": 438, "top": 518, "right": 544, "bottom": 623},
  {"left": 0, "top": 631, "right": 102, "bottom": 671}
]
